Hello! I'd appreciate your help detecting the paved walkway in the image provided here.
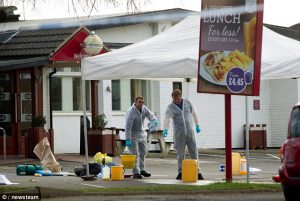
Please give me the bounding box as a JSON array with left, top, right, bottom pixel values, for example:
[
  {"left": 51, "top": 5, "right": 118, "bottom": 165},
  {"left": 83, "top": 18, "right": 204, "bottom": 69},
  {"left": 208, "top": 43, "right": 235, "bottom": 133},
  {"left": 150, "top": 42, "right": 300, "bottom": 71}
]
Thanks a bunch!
[{"left": 0, "top": 149, "right": 281, "bottom": 195}]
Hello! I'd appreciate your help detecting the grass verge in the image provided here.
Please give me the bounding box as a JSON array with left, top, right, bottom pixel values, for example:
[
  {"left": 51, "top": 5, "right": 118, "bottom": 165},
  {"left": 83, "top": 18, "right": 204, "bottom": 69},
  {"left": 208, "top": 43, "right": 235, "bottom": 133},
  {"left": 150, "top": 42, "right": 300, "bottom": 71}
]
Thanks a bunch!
[
  {"left": 80, "top": 182, "right": 281, "bottom": 194},
  {"left": 0, "top": 186, "right": 33, "bottom": 193},
  {"left": 0, "top": 182, "right": 281, "bottom": 196}
]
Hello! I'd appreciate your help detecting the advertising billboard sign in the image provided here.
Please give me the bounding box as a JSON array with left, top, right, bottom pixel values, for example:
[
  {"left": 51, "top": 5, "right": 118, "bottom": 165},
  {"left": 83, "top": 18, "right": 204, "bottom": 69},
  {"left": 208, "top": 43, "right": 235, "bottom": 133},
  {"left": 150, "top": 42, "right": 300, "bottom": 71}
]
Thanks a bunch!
[{"left": 197, "top": 0, "right": 263, "bottom": 96}]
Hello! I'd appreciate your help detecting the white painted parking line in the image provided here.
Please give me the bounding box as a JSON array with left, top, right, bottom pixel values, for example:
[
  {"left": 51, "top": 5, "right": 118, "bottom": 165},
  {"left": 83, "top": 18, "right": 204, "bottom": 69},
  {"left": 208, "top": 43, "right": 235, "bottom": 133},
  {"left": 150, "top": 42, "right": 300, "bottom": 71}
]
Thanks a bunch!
[
  {"left": 267, "top": 154, "right": 280, "bottom": 160},
  {"left": 82, "top": 183, "right": 107, "bottom": 188},
  {"left": 151, "top": 174, "right": 169, "bottom": 177},
  {"left": 199, "top": 153, "right": 225, "bottom": 158}
]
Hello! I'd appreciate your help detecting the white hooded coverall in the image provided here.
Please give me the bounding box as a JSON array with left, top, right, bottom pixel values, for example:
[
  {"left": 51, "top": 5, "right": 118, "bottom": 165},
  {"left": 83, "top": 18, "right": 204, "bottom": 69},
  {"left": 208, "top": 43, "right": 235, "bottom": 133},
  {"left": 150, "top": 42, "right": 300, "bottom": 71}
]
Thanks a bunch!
[
  {"left": 125, "top": 104, "right": 156, "bottom": 174},
  {"left": 164, "top": 99, "right": 200, "bottom": 173}
]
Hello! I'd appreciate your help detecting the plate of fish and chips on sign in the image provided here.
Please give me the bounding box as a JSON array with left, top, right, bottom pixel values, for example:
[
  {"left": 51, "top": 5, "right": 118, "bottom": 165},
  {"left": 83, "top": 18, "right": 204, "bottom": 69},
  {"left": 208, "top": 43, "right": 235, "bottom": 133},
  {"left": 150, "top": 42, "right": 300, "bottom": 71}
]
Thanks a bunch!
[{"left": 200, "top": 50, "right": 254, "bottom": 86}]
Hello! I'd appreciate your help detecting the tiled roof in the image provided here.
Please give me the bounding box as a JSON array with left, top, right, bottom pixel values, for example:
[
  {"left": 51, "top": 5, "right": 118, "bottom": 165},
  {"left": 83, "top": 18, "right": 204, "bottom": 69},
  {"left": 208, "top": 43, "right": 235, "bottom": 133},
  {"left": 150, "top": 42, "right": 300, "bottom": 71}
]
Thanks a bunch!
[
  {"left": 0, "top": 27, "right": 80, "bottom": 59},
  {"left": 0, "top": 30, "right": 17, "bottom": 43}
]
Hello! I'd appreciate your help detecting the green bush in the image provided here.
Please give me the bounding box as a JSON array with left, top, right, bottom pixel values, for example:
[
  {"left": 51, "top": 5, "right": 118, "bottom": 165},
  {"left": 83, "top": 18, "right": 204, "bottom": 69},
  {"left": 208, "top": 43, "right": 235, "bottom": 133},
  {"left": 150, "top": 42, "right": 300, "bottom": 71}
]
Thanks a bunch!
[
  {"left": 92, "top": 114, "right": 108, "bottom": 129},
  {"left": 31, "top": 115, "right": 46, "bottom": 128}
]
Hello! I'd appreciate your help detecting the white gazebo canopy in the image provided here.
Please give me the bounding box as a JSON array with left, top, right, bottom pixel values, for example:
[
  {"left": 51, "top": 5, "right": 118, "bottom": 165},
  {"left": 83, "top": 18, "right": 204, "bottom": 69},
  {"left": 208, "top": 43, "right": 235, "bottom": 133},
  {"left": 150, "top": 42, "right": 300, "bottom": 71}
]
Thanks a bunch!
[{"left": 82, "top": 15, "right": 300, "bottom": 81}]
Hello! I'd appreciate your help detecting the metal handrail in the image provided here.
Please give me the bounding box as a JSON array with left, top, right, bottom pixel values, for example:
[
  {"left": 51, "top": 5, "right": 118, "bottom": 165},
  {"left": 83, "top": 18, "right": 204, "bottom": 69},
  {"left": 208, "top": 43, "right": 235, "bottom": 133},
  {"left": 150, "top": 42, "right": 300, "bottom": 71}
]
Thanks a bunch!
[{"left": 0, "top": 127, "right": 6, "bottom": 160}]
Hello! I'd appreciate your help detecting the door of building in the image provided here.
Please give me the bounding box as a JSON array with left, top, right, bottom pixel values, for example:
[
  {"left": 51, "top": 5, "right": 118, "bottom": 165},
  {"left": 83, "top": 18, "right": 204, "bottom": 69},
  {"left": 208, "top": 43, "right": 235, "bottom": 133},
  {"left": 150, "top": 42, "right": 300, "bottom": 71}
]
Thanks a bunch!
[{"left": 0, "top": 70, "right": 33, "bottom": 156}]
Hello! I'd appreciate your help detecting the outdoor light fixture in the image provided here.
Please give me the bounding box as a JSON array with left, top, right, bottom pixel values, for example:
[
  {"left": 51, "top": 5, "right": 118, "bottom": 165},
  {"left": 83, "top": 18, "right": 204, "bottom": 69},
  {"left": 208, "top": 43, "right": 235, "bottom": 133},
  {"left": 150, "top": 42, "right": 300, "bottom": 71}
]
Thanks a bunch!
[
  {"left": 82, "top": 31, "right": 103, "bottom": 56},
  {"left": 81, "top": 31, "right": 103, "bottom": 181}
]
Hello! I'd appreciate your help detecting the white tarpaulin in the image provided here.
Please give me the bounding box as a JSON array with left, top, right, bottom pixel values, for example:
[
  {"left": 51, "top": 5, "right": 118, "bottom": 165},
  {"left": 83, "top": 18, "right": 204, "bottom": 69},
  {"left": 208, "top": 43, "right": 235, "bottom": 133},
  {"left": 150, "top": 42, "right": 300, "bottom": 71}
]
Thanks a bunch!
[{"left": 82, "top": 15, "right": 300, "bottom": 80}]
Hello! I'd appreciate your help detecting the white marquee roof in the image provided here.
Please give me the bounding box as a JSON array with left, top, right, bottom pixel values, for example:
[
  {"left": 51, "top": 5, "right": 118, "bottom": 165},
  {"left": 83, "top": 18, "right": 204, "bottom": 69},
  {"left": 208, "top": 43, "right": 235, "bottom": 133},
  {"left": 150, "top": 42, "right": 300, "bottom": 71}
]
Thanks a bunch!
[{"left": 82, "top": 15, "right": 300, "bottom": 81}]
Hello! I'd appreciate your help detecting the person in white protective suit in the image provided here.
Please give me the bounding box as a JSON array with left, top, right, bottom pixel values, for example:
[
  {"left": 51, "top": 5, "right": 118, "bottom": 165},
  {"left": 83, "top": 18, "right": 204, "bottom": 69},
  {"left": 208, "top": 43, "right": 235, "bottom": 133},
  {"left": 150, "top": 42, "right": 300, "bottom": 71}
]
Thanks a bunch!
[
  {"left": 125, "top": 96, "right": 158, "bottom": 179},
  {"left": 163, "top": 89, "right": 203, "bottom": 180}
]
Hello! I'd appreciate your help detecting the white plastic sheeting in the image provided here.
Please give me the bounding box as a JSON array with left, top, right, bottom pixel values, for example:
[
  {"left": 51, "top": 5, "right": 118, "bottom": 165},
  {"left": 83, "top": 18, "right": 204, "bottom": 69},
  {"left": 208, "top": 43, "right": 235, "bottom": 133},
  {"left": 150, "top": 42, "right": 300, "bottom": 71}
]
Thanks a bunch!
[{"left": 81, "top": 15, "right": 300, "bottom": 81}]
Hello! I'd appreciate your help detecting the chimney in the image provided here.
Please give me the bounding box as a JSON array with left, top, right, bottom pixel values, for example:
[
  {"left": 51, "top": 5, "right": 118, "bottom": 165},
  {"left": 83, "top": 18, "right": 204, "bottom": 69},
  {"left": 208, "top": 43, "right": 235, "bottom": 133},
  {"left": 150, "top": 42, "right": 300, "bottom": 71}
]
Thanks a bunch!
[{"left": 0, "top": 6, "right": 20, "bottom": 22}]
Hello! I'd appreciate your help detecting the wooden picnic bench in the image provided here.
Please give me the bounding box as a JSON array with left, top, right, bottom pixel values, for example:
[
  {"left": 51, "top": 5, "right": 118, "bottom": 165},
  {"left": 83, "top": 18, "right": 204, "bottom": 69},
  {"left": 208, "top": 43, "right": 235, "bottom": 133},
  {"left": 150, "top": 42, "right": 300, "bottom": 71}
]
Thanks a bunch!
[{"left": 115, "top": 128, "right": 173, "bottom": 157}]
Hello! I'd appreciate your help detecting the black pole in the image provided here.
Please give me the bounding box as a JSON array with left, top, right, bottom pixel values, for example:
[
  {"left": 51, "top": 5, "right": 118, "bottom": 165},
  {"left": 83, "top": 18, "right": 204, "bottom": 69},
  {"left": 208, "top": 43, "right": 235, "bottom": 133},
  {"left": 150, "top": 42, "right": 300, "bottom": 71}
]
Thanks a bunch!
[{"left": 49, "top": 68, "right": 57, "bottom": 129}]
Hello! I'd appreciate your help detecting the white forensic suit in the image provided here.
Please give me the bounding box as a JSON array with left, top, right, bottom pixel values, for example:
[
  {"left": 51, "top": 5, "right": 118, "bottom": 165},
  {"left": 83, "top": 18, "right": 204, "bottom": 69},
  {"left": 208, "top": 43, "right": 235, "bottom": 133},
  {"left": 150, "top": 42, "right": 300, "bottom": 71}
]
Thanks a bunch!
[
  {"left": 125, "top": 104, "right": 157, "bottom": 174},
  {"left": 164, "top": 99, "right": 200, "bottom": 174}
]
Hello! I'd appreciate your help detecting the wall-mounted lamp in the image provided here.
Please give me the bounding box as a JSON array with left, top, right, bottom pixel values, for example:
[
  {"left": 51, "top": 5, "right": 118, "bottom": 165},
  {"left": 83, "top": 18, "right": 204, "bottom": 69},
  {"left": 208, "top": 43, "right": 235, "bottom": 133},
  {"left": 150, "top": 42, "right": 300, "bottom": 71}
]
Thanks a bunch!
[{"left": 106, "top": 86, "right": 111, "bottom": 93}]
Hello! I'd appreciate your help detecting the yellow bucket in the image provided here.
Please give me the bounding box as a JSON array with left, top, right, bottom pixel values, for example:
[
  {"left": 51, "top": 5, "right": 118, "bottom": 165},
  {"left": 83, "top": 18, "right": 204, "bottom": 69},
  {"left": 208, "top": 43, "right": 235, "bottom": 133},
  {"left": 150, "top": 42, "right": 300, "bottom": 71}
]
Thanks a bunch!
[
  {"left": 111, "top": 166, "right": 124, "bottom": 181},
  {"left": 182, "top": 159, "right": 198, "bottom": 182},
  {"left": 232, "top": 152, "right": 241, "bottom": 175},
  {"left": 120, "top": 155, "right": 136, "bottom": 169}
]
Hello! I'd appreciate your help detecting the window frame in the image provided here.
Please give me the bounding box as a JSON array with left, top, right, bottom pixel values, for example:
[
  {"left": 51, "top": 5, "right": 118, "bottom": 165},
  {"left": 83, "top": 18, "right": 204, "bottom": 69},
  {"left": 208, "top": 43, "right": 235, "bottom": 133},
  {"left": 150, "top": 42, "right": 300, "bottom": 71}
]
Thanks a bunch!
[{"left": 51, "top": 68, "right": 91, "bottom": 113}]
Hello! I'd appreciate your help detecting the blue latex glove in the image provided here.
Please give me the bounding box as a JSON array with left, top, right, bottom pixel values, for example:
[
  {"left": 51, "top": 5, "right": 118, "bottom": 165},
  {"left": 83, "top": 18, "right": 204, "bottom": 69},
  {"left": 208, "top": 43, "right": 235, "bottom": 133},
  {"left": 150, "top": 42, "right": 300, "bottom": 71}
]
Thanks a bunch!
[
  {"left": 196, "top": 124, "right": 201, "bottom": 133},
  {"left": 154, "top": 119, "right": 159, "bottom": 126},
  {"left": 162, "top": 129, "right": 168, "bottom": 137},
  {"left": 125, "top": 139, "right": 132, "bottom": 147}
]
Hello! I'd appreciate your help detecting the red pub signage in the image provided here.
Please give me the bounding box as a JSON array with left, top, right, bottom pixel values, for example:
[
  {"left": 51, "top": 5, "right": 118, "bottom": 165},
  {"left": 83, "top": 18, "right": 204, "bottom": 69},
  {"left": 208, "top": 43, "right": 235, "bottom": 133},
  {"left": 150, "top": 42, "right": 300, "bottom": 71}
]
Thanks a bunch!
[{"left": 197, "top": 0, "right": 264, "bottom": 96}]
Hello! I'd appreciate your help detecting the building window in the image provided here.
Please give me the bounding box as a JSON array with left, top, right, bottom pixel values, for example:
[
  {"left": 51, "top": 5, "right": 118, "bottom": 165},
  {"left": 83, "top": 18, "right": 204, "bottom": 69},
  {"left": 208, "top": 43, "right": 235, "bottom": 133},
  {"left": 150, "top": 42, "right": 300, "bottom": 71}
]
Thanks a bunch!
[
  {"left": 73, "top": 78, "right": 90, "bottom": 111},
  {"left": 111, "top": 79, "right": 151, "bottom": 111},
  {"left": 0, "top": 72, "right": 12, "bottom": 136},
  {"left": 131, "top": 80, "right": 150, "bottom": 106},
  {"left": 71, "top": 67, "right": 80, "bottom": 72},
  {"left": 51, "top": 67, "right": 90, "bottom": 112},
  {"left": 51, "top": 77, "right": 62, "bottom": 111},
  {"left": 173, "top": 82, "right": 182, "bottom": 91},
  {"left": 112, "top": 80, "right": 121, "bottom": 110}
]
